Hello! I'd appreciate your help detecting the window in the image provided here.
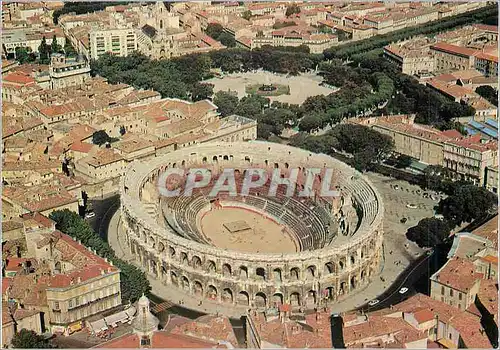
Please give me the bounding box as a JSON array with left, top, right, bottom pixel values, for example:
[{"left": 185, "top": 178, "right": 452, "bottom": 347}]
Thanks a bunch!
[
  {"left": 459, "top": 293, "right": 462, "bottom": 300},
  {"left": 441, "top": 286, "right": 445, "bottom": 295},
  {"left": 141, "top": 337, "right": 151, "bottom": 346},
  {"left": 69, "top": 299, "right": 73, "bottom": 308},
  {"left": 450, "top": 289, "right": 453, "bottom": 297},
  {"left": 54, "top": 302, "right": 60, "bottom": 310}
]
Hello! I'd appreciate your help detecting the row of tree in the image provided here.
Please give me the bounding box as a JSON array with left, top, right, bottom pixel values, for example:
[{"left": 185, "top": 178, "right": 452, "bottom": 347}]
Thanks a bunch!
[
  {"left": 15, "top": 35, "right": 63, "bottom": 64},
  {"left": 323, "top": 4, "right": 497, "bottom": 60},
  {"left": 53, "top": 1, "right": 129, "bottom": 24},
  {"left": 289, "top": 124, "right": 394, "bottom": 172},
  {"left": 49, "top": 209, "right": 151, "bottom": 304},
  {"left": 205, "top": 23, "right": 236, "bottom": 48}
]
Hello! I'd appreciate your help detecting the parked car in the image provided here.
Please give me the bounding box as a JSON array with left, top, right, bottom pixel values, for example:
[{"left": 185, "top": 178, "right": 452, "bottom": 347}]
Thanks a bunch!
[
  {"left": 400, "top": 217, "right": 408, "bottom": 224},
  {"left": 368, "top": 299, "right": 380, "bottom": 306},
  {"left": 399, "top": 287, "right": 409, "bottom": 294},
  {"left": 406, "top": 203, "right": 417, "bottom": 209},
  {"left": 85, "top": 212, "right": 96, "bottom": 219}
]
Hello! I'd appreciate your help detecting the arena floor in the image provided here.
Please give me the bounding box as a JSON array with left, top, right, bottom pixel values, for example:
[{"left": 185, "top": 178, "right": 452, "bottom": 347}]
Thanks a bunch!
[{"left": 199, "top": 207, "right": 298, "bottom": 253}]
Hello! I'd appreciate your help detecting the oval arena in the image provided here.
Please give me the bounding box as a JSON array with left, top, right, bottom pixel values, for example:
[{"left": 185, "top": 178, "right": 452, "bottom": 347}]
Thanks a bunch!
[{"left": 120, "top": 142, "right": 384, "bottom": 311}]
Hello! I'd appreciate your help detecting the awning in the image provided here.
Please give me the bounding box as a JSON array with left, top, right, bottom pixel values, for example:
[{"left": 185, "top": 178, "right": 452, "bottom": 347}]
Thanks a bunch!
[
  {"left": 437, "top": 337, "right": 456, "bottom": 349},
  {"left": 89, "top": 319, "right": 107, "bottom": 333},
  {"left": 68, "top": 321, "right": 82, "bottom": 333},
  {"left": 125, "top": 306, "right": 136, "bottom": 317},
  {"left": 104, "top": 311, "right": 128, "bottom": 326}
]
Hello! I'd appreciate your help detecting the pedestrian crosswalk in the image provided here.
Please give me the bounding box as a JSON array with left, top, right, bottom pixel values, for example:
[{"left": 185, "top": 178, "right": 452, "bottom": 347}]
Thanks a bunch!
[{"left": 150, "top": 301, "right": 174, "bottom": 314}]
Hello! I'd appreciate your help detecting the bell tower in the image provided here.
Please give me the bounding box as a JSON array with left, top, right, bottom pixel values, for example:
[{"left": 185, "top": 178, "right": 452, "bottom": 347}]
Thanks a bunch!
[{"left": 131, "top": 295, "right": 160, "bottom": 348}]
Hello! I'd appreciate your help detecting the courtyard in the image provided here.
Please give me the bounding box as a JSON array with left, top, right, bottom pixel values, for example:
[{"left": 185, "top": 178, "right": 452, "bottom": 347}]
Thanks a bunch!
[{"left": 205, "top": 70, "right": 338, "bottom": 104}]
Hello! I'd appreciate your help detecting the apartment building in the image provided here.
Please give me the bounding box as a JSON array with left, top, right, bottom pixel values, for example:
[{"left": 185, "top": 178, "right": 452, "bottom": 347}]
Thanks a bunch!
[
  {"left": 443, "top": 134, "right": 498, "bottom": 185},
  {"left": 4, "top": 229, "right": 121, "bottom": 336},
  {"left": 430, "top": 257, "right": 482, "bottom": 311},
  {"left": 350, "top": 115, "right": 498, "bottom": 188},
  {"left": 383, "top": 37, "right": 435, "bottom": 75},
  {"left": 88, "top": 28, "right": 138, "bottom": 60},
  {"left": 431, "top": 42, "right": 477, "bottom": 72},
  {"left": 474, "top": 52, "right": 498, "bottom": 77},
  {"left": 251, "top": 28, "right": 338, "bottom": 54}
]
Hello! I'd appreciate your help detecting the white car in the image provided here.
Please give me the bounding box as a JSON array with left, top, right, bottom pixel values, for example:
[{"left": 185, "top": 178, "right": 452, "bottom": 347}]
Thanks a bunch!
[
  {"left": 406, "top": 203, "right": 417, "bottom": 209},
  {"left": 85, "top": 212, "right": 96, "bottom": 219},
  {"left": 399, "top": 287, "right": 409, "bottom": 294},
  {"left": 368, "top": 299, "right": 380, "bottom": 306}
]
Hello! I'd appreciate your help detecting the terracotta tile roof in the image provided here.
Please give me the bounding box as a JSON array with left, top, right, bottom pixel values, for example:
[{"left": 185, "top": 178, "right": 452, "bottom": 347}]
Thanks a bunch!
[
  {"left": 170, "top": 315, "right": 238, "bottom": 345},
  {"left": 413, "top": 308, "right": 435, "bottom": 324},
  {"left": 431, "top": 42, "right": 478, "bottom": 58},
  {"left": 477, "top": 279, "right": 498, "bottom": 317},
  {"left": 249, "top": 309, "right": 332, "bottom": 348},
  {"left": 3, "top": 72, "right": 36, "bottom": 86},
  {"left": 472, "top": 24, "right": 499, "bottom": 32},
  {"left": 474, "top": 51, "right": 499, "bottom": 63},
  {"left": 21, "top": 212, "right": 56, "bottom": 229},
  {"left": 83, "top": 148, "right": 124, "bottom": 167},
  {"left": 471, "top": 216, "right": 498, "bottom": 248},
  {"left": 93, "top": 331, "right": 222, "bottom": 348},
  {"left": 448, "top": 311, "right": 492, "bottom": 348},
  {"left": 445, "top": 134, "right": 498, "bottom": 152},
  {"left": 13, "top": 308, "right": 41, "bottom": 321},
  {"left": 432, "top": 257, "right": 482, "bottom": 292},
  {"left": 3, "top": 183, "right": 78, "bottom": 212},
  {"left": 2, "top": 220, "right": 23, "bottom": 232},
  {"left": 3, "top": 278, "right": 12, "bottom": 295},
  {"left": 70, "top": 141, "right": 95, "bottom": 153},
  {"left": 2, "top": 302, "right": 15, "bottom": 325}
]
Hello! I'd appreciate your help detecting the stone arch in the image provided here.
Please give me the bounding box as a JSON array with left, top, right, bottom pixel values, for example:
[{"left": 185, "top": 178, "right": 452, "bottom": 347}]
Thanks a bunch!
[
  {"left": 149, "top": 236, "right": 155, "bottom": 248},
  {"left": 193, "top": 281, "right": 203, "bottom": 296},
  {"left": 325, "top": 286, "right": 335, "bottom": 300},
  {"left": 181, "top": 252, "right": 189, "bottom": 265},
  {"left": 192, "top": 255, "right": 202, "bottom": 269},
  {"left": 340, "top": 281, "right": 347, "bottom": 295},
  {"left": 213, "top": 156, "right": 218, "bottom": 162},
  {"left": 290, "top": 292, "right": 301, "bottom": 306},
  {"left": 290, "top": 267, "right": 300, "bottom": 281},
  {"left": 206, "top": 260, "right": 216, "bottom": 273},
  {"left": 306, "top": 290, "right": 317, "bottom": 306},
  {"left": 238, "top": 291, "right": 250, "bottom": 306},
  {"left": 222, "top": 263, "right": 232, "bottom": 277},
  {"left": 350, "top": 275, "right": 357, "bottom": 289},
  {"left": 169, "top": 246, "right": 175, "bottom": 258},
  {"left": 222, "top": 288, "right": 234, "bottom": 303},
  {"left": 239, "top": 266, "right": 248, "bottom": 279},
  {"left": 181, "top": 276, "right": 190, "bottom": 291},
  {"left": 171, "top": 271, "right": 178, "bottom": 286},
  {"left": 273, "top": 268, "right": 282, "bottom": 282},
  {"left": 223, "top": 155, "right": 229, "bottom": 161},
  {"left": 272, "top": 293, "right": 283, "bottom": 306},
  {"left": 338, "top": 260, "right": 344, "bottom": 271},
  {"left": 255, "top": 292, "right": 267, "bottom": 308},
  {"left": 202, "top": 156, "right": 207, "bottom": 163},
  {"left": 161, "top": 264, "right": 167, "bottom": 279},
  {"left": 256, "top": 267, "right": 266, "bottom": 281},
  {"left": 158, "top": 242, "right": 165, "bottom": 253},
  {"left": 207, "top": 285, "right": 217, "bottom": 300},
  {"left": 285, "top": 162, "right": 289, "bottom": 169},
  {"left": 324, "top": 262, "right": 334, "bottom": 274},
  {"left": 361, "top": 269, "right": 367, "bottom": 281},
  {"left": 350, "top": 255, "right": 356, "bottom": 265},
  {"left": 306, "top": 265, "right": 316, "bottom": 280}
]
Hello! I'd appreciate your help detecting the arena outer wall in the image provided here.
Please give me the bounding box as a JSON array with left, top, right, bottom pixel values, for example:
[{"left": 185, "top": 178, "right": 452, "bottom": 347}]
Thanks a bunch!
[{"left": 120, "top": 141, "right": 384, "bottom": 311}]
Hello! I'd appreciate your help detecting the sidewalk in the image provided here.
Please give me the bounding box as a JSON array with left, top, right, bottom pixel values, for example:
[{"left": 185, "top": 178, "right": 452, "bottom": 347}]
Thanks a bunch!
[{"left": 107, "top": 210, "right": 417, "bottom": 315}]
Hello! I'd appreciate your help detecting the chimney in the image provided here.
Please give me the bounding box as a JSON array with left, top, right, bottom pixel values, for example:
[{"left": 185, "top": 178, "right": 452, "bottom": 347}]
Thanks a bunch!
[
  {"left": 101, "top": 269, "right": 105, "bottom": 275},
  {"left": 77, "top": 277, "right": 81, "bottom": 283}
]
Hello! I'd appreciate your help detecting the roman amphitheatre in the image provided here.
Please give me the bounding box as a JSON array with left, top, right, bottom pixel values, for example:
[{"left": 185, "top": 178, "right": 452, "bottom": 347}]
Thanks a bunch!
[
  {"left": 205, "top": 70, "right": 337, "bottom": 104},
  {"left": 120, "top": 141, "right": 384, "bottom": 312}
]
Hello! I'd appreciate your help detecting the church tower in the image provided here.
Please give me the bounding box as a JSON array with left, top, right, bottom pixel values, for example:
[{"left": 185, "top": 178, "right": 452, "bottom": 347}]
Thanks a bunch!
[{"left": 131, "top": 295, "right": 160, "bottom": 348}]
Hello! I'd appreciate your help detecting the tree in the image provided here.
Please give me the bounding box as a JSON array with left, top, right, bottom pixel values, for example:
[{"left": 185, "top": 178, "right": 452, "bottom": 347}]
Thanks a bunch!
[
  {"left": 298, "top": 113, "right": 325, "bottom": 132},
  {"left": 64, "top": 37, "right": 77, "bottom": 57},
  {"left": 12, "top": 329, "right": 52, "bottom": 349},
  {"left": 191, "top": 82, "right": 214, "bottom": 101},
  {"left": 395, "top": 154, "right": 413, "bottom": 169},
  {"left": 285, "top": 4, "right": 300, "bottom": 17},
  {"left": 92, "top": 130, "right": 112, "bottom": 145},
  {"left": 51, "top": 35, "right": 62, "bottom": 54},
  {"left": 437, "top": 185, "right": 497, "bottom": 226},
  {"left": 241, "top": 10, "right": 252, "bottom": 20},
  {"left": 15, "top": 47, "right": 36, "bottom": 64},
  {"left": 205, "top": 23, "right": 224, "bottom": 40},
  {"left": 218, "top": 32, "right": 236, "bottom": 48},
  {"left": 406, "top": 218, "right": 451, "bottom": 248},
  {"left": 213, "top": 91, "right": 239, "bottom": 117},
  {"left": 38, "top": 36, "right": 50, "bottom": 64},
  {"left": 476, "top": 85, "right": 498, "bottom": 107}
]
